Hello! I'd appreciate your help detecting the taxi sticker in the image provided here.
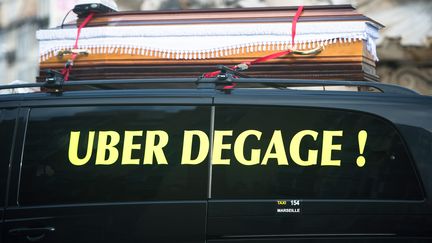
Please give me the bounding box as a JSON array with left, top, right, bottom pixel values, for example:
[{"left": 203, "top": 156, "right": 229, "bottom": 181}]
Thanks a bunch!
[{"left": 276, "top": 200, "right": 302, "bottom": 214}]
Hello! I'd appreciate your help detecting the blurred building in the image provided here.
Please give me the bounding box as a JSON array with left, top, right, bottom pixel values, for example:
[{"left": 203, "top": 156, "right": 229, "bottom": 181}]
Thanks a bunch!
[
  {"left": 0, "top": 0, "right": 50, "bottom": 83},
  {"left": 361, "top": 0, "right": 432, "bottom": 95},
  {"left": 0, "top": 0, "right": 430, "bottom": 95}
]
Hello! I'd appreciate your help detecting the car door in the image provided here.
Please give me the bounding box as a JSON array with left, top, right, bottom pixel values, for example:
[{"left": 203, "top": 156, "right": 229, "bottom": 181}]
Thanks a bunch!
[
  {"left": 4, "top": 93, "right": 212, "bottom": 243},
  {"left": 0, "top": 108, "right": 19, "bottom": 243},
  {"left": 207, "top": 89, "right": 432, "bottom": 242}
]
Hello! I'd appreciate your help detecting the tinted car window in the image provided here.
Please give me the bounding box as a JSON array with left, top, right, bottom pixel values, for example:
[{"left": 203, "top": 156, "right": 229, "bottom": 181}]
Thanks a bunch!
[
  {"left": 212, "top": 106, "right": 423, "bottom": 200},
  {"left": 19, "top": 106, "right": 210, "bottom": 205},
  {"left": 0, "top": 109, "right": 17, "bottom": 206}
]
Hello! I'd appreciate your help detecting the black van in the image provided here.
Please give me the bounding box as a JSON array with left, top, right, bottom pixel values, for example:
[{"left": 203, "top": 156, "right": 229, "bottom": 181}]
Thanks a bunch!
[{"left": 0, "top": 78, "right": 431, "bottom": 243}]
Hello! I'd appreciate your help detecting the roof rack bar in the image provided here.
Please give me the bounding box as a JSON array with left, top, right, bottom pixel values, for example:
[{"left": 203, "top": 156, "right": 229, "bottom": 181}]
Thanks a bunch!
[
  {"left": 224, "top": 79, "right": 419, "bottom": 95},
  {"left": 0, "top": 83, "right": 44, "bottom": 90},
  {"left": 0, "top": 78, "right": 419, "bottom": 96}
]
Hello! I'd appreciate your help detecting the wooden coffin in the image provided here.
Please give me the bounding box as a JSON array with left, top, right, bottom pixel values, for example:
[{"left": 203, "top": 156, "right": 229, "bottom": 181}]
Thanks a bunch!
[{"left": 36, "top": 5, "right": 383, "bottom": 82}]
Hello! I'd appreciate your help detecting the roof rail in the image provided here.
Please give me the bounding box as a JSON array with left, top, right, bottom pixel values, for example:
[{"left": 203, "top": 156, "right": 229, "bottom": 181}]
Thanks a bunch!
[{"left": 0, "top": 78, "right": 419, "bottom": 96}]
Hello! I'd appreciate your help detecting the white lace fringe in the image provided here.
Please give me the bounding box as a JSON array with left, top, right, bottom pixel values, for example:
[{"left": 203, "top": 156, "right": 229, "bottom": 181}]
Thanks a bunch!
[{"left": 37, "top": 21, "right": 380, "bottom": 62}]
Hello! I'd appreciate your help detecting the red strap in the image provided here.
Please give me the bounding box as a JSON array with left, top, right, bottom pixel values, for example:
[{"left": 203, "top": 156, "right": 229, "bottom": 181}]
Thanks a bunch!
[
  {"left": 291, "top": 5, "right": 304, "bottom": 49},
  {"left": 247, "top": 5, "right": 304, "bottom": 66},
  {"left": 203, "top": 5, "right": 304, "bottom": 88},
  {"left": 203, "top": 70, "right": 222, "bottom": 78},
  {"left": 61, "top": 13, "right": 95, "bottom": 81},
  {"left": 248, "top": 50, "right": 291, "bottom": 66}
]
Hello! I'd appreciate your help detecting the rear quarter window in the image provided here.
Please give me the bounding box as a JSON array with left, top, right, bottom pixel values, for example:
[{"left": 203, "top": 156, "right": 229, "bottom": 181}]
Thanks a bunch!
[{"left": 211, "top": 106, "right": 423, "bottom": 200}]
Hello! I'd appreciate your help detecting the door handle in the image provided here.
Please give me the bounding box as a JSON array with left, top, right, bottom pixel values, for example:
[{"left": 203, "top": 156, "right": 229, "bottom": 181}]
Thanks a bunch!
[{"left": 9, "top": 227, "right": 55, "bottom": 242}]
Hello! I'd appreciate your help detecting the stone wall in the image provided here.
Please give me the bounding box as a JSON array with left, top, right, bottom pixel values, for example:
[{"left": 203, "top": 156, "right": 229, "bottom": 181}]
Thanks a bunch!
[
  {"left": 377, "top": 38, "right": 432, "bottom": 95},
  {"left": 0, "top": 0, "right": 49, "bottom": 84}
]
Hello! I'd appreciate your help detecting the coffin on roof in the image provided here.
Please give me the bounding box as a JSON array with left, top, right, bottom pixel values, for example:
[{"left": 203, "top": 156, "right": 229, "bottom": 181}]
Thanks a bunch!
[{"left": 37, "top": 5, "right": 383, "bottom": 81}]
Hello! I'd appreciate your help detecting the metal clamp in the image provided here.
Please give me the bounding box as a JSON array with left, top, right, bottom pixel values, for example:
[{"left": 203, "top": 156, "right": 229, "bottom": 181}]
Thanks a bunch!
[
  {"left": 57, "top": 49, "right": 90, "bottom": 58},
  {"left": 291, "top": 46, "right": 324, "bottom": 55}
]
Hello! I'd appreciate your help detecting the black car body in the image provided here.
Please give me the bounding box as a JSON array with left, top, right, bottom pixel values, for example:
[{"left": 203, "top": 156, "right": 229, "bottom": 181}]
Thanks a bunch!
[{"left": 0, "top": 79, "right": 431, "bottom": 243}]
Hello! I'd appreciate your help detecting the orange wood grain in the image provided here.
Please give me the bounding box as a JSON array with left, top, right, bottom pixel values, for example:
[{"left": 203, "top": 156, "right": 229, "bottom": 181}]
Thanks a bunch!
[{"left": 41, "top": 41, "right": 370, "bottom": 69}]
